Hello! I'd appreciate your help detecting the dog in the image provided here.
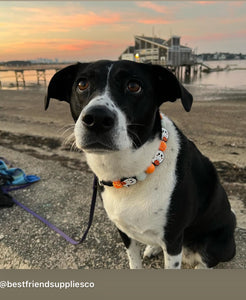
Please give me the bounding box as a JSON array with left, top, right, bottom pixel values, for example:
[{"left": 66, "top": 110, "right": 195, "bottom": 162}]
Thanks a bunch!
[{"left": 45, "top": 60, "right": 236, "bottom": 269}]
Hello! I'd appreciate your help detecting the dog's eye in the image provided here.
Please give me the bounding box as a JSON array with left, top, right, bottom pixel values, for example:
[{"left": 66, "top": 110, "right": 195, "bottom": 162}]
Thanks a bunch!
[
  {"left": 127, "top": 81, "right": 142, "bottom": 93},
  {"left": 78, "top": 79, "right": 89, "bottom": 91}
]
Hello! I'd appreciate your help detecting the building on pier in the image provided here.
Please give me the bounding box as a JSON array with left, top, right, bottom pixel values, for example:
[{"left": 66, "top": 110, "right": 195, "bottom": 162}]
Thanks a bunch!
[{"left": 119, "top": 35, "right": 193, "bottom": 67}]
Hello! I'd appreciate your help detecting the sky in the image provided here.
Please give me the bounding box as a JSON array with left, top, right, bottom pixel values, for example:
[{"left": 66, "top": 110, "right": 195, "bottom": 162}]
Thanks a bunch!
[{"left": 0, "top": 1, "right": 245, "bottom": 62}]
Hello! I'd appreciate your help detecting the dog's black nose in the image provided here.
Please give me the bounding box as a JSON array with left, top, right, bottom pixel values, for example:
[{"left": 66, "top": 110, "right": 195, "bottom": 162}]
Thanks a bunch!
[{"left": 82, "top": 106, "right": 116, "bottom": 132}]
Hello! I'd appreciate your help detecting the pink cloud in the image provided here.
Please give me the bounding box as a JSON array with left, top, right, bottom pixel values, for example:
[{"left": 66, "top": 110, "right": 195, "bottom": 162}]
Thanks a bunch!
[
  {"left": 55, "top": 40, "right": 109, "bottom": 52},
  {"left": 59, "top": 12, "right": 121, "bottom": 28},
  {"left": 136, "top": 1, "right": 168, "bottom": 13},
  {"left": 0, "top": 36, "right": 131, "bottom": 61},
  {"left": 195, "top": 1, "right": 216, "bottom": 5},
  {"left": 1, "top": 39, "right": 109, "bottom": 54},
  {"left": 10, "top": 6, "right": 122, "bottom": 31}
]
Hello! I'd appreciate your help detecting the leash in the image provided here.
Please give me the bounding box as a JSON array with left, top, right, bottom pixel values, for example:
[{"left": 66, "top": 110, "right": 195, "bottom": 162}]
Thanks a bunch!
[{"left": 1, "top": 160, "right": 98, "bottom": 245}]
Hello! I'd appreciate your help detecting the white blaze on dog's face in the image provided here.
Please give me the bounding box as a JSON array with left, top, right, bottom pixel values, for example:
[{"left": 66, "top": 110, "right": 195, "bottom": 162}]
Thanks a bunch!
[{"left": 45, "top": 60, "right": 193, "bottom": 155}]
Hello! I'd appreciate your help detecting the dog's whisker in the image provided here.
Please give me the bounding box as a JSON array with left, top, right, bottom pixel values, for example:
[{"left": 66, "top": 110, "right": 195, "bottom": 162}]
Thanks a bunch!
[
  {"left": 62, "top": 127, "right": 75, "bottom": 137},
  {"left": 71, "top": 141, "right": 79, "bottom": 152},
  {"left": 58, "top": 124, "right": 75, "bottom": 136},
  {"left": 60, "top": 128, "right": 83, "bottom": 153},
  {"left": 63, "top": 132, "right": 75, "bottom": 145}
]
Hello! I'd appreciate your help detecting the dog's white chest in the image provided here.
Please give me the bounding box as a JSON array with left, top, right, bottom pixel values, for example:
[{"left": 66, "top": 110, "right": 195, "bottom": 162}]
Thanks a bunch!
[
  {"left": 102, "top": 187, "right": 166, "bottom": 245},
  {"left": 102, "top": 158, "right": 177, "bottom": 246}
]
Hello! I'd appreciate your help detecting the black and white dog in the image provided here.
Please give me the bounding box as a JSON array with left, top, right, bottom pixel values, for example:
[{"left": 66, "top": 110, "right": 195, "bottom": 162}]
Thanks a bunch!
[{"left": 45, "top": 60, "right": 236, "bottom": 269}]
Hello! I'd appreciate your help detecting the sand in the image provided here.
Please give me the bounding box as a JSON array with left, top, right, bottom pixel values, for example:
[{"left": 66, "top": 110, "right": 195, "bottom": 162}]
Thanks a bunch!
[{"left": 0, "top": 88, "right": 245, "bottom": 269}]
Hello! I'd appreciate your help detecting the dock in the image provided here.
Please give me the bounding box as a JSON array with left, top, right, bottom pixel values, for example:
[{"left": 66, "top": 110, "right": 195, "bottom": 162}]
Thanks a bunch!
[
  {"left": 0, "top": 61, "right": 237, "bottom": 89},
  {"left": 0, "top": 63, "right": 70, "bottom": 88}
]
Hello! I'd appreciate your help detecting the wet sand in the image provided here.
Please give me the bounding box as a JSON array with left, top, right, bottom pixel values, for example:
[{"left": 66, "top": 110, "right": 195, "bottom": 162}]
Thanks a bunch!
[{"left": 0, "top": 89, "right": 245, "bottom": 269}]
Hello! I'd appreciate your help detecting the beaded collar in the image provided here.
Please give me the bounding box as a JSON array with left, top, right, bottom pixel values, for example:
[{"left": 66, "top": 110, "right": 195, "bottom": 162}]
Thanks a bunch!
[{"left": 99, "top": 113, "right": 168, "bottom": 189}]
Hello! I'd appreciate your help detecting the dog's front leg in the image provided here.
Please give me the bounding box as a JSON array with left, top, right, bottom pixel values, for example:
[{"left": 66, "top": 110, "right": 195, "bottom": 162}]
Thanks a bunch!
[
  {"left": 163, "top": 249, "right": 182, "bottom": 269},
  {"left": 162, "top": 237, "right": 183, "bottom": 269},
  {"left": 118, "top": 230, "right": 142, "bottom": 269}
]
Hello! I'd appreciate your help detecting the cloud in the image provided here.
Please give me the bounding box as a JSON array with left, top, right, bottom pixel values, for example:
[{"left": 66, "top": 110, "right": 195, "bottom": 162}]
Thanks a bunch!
[
  {"left": 0, "top": 36, "right": 131, "bottom": 61},
  {"left": 0, "top": 38, "right": 110, "bottom": 58},
  {"left": 1, "top": 2, "right": 245, "bottom": 60},
  {"left": 1, "top": 39, "right": 109, "bottom": 51},
  {"left": 136, "top": 1, "right": 168, "bottom": 14},
  {"left": 47, "top": 12, "right": 121, "bottom": 29},
  {"left": 194, "top": 1, "right": 217, "bottom": 5},
  {"left": 5, "top": 6, "right": 122, "bottom": 34},
  {"left": 0, "top": 4, "right": 132, "bottom": 60}
]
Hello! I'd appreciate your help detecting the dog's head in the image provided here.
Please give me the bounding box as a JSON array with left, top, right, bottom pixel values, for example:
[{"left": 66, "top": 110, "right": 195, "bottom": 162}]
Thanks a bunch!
[{"left": 45, "top": 60, "right": 192, "bottom": 153}]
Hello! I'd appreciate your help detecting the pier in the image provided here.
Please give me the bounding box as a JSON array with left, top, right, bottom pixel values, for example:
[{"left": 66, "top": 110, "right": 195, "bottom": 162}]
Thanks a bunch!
[
  {"left": 0, "top": 61, "right": 239, "bottom": 89},
  {"left": 0, "top": 63, "right": 69, "bottom": 88},
  {"left": 155, "top": 61, "right": 233, "bottom": 82},
  {"left": 150, "top": 61, "right": 204, "bottom": 83}
]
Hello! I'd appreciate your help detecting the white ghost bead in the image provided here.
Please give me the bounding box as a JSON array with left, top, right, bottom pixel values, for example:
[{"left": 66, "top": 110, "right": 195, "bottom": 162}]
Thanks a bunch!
[
  {"left": 161, "top": 128, "right": 169, "bottom": 141},
  {"left": 122, "top": 177, "right": 137, "bottom": 187},
  {"left": 152, "top": 150, "right": 165, "bottom": 165}
]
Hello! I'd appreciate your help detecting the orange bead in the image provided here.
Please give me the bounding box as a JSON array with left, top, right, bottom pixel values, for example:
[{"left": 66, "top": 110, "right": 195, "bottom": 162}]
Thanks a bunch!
[
  {"left": 113, "top": 181, "right": 123, "bottom": 189},
  {"left": 145, "top": 164, "right": 155, "bottom": 174},
  {"left": 159, "top": 141, "right": 167, "bottom": 152},
  {"left": 154, "top": 160, "right": 160, "bottom": 166}
]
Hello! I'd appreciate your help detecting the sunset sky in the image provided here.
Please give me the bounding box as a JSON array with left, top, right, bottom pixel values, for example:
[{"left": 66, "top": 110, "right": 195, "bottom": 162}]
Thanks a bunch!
[{"left": 0, "top": 1, "right": 245, "bottom": 62}]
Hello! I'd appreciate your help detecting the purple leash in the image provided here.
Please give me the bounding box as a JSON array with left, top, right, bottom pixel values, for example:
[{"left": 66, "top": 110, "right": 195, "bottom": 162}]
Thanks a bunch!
[{"left": 3, "top": 176, "right": 98, "bottom": 245}]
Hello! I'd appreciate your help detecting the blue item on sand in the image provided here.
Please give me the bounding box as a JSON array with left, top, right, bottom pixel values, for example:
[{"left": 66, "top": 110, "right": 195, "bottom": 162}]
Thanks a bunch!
[{"left": 0, "top": 160, "right": 40, "bottom": 185}]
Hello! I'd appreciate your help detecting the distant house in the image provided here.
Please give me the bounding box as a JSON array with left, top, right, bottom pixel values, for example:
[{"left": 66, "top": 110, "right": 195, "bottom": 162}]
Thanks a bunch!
[{"left": 119, "top": 35, "right": 193, "bottom": 66}]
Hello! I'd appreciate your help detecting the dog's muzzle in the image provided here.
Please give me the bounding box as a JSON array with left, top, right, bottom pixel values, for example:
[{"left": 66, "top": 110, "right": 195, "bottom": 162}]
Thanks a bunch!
[
  {"left": 82, "top": 106, "right": 116, "bottom": 134},
  {"left": 75, "top": 105, "right": 119, "bottom": 152}
]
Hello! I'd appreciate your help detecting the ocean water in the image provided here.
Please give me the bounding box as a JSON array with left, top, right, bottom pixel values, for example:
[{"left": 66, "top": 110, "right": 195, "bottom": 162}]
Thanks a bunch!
[
  {"left": 0, "top": 69, "right": 55, "bottom": 91},
  {"left": 184, "top": 60, "right": 246, "bottom": 101},
  {"left": 0, "top": 60, "right": 245, "bottom": 101}
]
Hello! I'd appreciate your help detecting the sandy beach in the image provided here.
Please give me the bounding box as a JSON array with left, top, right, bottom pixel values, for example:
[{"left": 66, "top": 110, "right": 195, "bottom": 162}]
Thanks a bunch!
[{"left": 0, "top": 88, "right": 245, "bottom": 269}]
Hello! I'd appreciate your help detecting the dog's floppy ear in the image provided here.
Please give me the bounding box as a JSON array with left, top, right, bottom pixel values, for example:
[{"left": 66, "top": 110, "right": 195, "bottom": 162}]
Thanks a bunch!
[
  {"left": 152, "top": 65, "right": 193, "bottom": 112},
  {"left": 44, "top": 63, "right": 81, "bottom": 110}
]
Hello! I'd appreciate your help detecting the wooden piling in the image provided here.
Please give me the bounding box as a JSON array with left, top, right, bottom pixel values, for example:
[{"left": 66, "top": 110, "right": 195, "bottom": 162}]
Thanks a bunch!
[
  {"left": 14, "top": 70, "right": 25, "bottom": 87},
  {"left": 36, "top": 69, "right": 46, "bottom": 85}
]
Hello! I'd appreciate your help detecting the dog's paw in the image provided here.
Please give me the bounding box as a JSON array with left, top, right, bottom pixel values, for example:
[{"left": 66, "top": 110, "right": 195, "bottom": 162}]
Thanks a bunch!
[
  {"left": 143, "top": 245, "right": 162, "bottom": 258},
  {"left": 194, "top": 263, "right": 210, "bottom": 269}
]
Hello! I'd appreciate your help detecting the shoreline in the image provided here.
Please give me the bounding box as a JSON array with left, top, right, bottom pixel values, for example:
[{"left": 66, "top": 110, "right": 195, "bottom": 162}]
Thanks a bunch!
[{"left": 1, "top": 83, "right": 246, "bottom": 101}]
